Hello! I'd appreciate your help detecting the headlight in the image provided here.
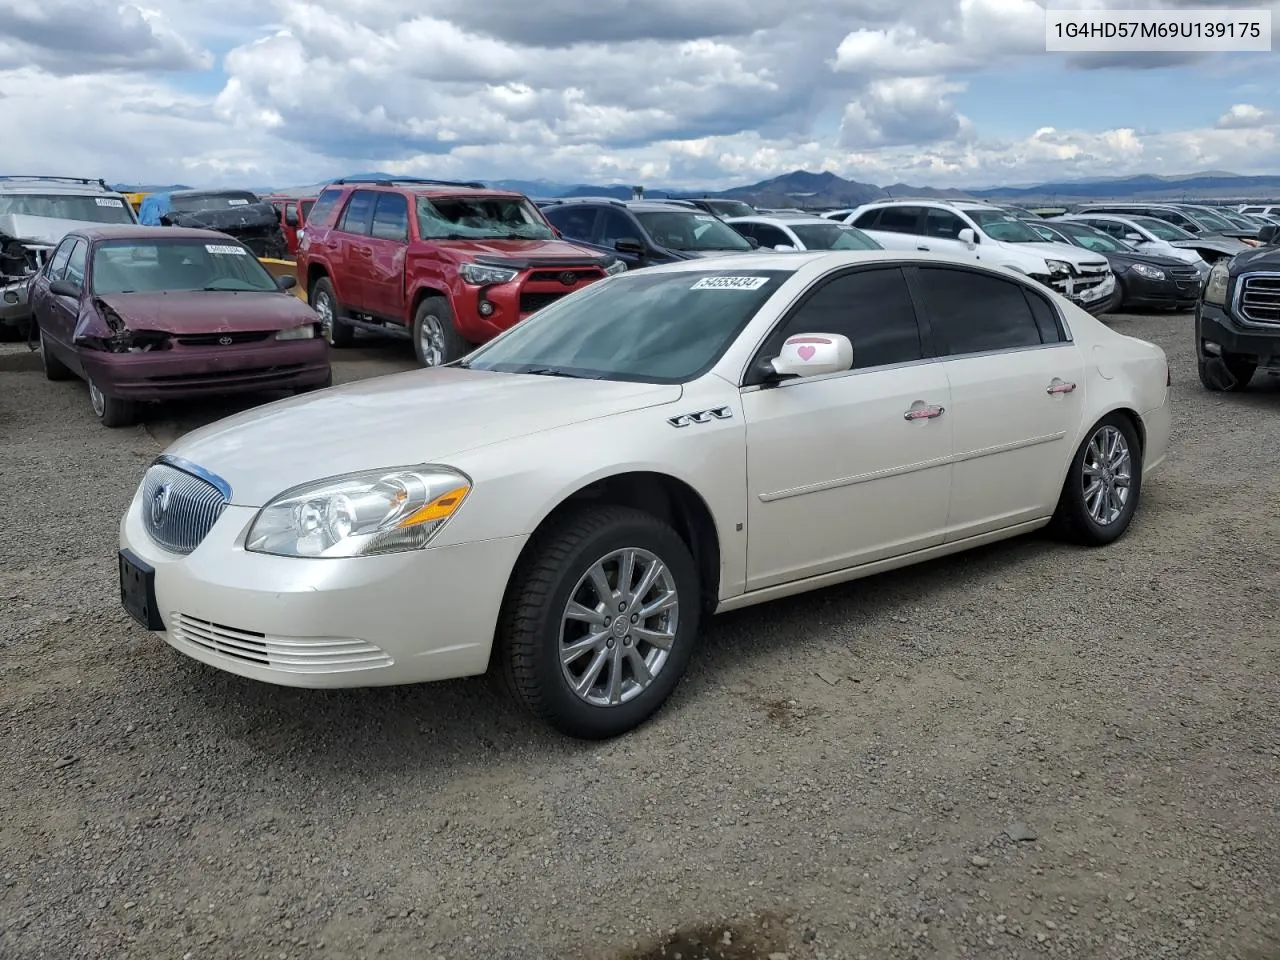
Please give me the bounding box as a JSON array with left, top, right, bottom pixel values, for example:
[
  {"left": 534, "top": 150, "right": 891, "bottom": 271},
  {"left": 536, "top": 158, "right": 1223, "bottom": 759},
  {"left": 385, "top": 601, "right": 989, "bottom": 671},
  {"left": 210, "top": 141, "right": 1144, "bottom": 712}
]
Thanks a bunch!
[
  {"left": 603, "top": 258, "right": 627, "bottom": 276},
  {"left": 245, "top": 466, "right": 471, "bottom": 558},
  {"left": 1045, "top": 259, "right": 1071, "bottom": 276},
  {"left": 1202, "top": 261, "right": 1230, "bottom": 306},
  {"left": 1129, "top": 263, "right": 1165, "bottom": 281},
  {"left": 459, "top": 262, "right": 519, "bottom": 285},
  {"left": 275, "top": 324, "right": 315, "bottom": 340}
]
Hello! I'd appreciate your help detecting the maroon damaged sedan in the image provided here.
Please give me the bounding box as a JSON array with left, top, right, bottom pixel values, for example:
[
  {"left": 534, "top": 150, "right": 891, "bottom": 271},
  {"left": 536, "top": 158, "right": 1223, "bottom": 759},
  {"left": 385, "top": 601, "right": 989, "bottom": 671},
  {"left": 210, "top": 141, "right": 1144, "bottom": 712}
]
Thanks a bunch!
[{"left": 27, "top": 225, "right": 331, "bottom": 427}]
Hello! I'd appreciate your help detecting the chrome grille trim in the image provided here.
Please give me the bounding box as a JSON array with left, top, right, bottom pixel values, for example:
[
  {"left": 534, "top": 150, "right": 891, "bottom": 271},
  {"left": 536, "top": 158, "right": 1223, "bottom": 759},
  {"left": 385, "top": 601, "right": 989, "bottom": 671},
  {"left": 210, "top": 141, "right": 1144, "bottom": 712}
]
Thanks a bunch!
[
  {"left": 141, "top": 457, "right": 230, "bottom": 555},
  {"left": 1238, "top": 273, "right": 1280, "bottom": 326},
  {"left": 172, "top": 614, "right": 394, "bottom": 673}
]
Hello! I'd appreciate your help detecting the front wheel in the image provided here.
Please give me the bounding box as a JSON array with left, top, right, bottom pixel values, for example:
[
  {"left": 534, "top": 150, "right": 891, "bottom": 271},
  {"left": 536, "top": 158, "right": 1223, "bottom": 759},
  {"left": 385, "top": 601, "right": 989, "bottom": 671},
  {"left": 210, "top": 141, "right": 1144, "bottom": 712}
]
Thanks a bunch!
[
  {"left": 1050, "top": 414, "right": 1143, "bottom": 546},
  {"left": 495, "top": 505, "right": 702, "bottom": 739},
  {"left": 412, "top": 296, "right": 468, "bottom": 367},
  {"left": 89, "top": 380, "right": 136, "bottom": 428},
  {"left": 311, "top": 277, "right": 354, "bottom": 348}
]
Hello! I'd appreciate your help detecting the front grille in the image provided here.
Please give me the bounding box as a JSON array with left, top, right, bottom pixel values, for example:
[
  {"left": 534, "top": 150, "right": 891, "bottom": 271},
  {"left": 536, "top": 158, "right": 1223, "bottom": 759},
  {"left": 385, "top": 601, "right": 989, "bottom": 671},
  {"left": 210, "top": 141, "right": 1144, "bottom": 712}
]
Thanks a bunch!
[
  {"left": 1239, "top": 274, "right": 1280, "bottom": 325},
  {"left": 141, "top": 460, "right": 228, "bottom": 555},
  {"left": 143, "top": 363, "right": 305, "bottom": 384},
  {"left": 528, "top": 268, "right": 603, "bottom": 284},
  {"left": 175, "top": 331, "right": 273, "bottom": 346},
  {"left": 172, "top": 614, "right": 394, "bottom": 673},
  {"left": 519, "top": 291, "right": 568, "bottom": 315}
]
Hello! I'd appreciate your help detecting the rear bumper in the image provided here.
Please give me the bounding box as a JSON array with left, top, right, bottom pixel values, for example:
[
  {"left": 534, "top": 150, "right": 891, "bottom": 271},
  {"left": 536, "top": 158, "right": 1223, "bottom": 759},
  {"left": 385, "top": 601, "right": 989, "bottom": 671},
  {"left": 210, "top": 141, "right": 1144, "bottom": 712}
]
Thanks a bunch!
[
  {"left": 1197, "top": 301, "right": 1280, "bottom": 364},
  {"left": 81, "top": 339, "right": 331, "bottom": 401}
]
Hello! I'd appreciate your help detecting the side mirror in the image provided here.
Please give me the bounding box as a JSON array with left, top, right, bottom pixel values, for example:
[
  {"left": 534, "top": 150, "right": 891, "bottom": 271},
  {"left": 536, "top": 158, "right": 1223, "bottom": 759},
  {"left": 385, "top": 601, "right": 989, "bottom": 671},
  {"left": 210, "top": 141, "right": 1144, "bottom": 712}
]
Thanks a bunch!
[
  {"left": 1124, "top": 232, "right": 1144, "bottom": 242},
  {"left": 614, "top": 237, "right": 645, "bottom": 254},
  {"left": 772, "top": 244, "right": 797, "bottom": 252},
  {"left": 49, "top": 279, "right": 79, "bottom": 298},
  {"left": 1259, "top": 225, "right": 1279, "bottom": 245},
  {"left": 769, "top": 333, "right": 854, "bottom": 378},
  {"left": 275, "top": 274, "right": 298, "bottom": 291},
  {"left": 745, "top": 236, "right": 760, "bottom": 249},
  {"left": 957, "top": 228, "right": 977, "bottom": 247}
]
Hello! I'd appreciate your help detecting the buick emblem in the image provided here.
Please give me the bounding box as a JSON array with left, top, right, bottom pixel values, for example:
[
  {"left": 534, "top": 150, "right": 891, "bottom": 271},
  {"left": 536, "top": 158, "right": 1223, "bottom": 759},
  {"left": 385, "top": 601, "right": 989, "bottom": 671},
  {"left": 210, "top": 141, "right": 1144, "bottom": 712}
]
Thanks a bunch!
[
  {"left": 218, "top": 335, "right": 233, "bottom": 345},
  {"left": 558, "top": 271, "right": 577, "bottom": 287},
  {"left": 151, "top": 483, "right": 172, "bottom": 526}
]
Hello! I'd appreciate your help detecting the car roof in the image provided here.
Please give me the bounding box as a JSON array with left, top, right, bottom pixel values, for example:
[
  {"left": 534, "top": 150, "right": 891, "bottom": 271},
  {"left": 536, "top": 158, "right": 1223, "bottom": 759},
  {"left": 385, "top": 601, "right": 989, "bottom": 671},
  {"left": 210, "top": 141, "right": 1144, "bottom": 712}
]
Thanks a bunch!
[
  {"left": 0, "top": 176, "right": 120, "bottom": 196},
  {"left": 65, "top": 224, "right": 243, "bottom": 243},
  {"left": 727, "top": 215, "right": 842, "bottom": 226},
  {"left": 324, "top": 179, "right": 522, "bottom": 199},
  {"left": 543, "top": 198, "right": 700, "bottom": 212}
]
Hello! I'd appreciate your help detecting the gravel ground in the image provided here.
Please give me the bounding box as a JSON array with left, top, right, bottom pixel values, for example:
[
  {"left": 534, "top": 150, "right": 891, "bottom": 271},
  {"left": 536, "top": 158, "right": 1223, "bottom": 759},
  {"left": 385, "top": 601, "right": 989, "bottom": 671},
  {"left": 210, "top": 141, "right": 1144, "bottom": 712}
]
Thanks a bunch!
[{"left": 1, "top": 315, "right": 1277, "bottom": 960}]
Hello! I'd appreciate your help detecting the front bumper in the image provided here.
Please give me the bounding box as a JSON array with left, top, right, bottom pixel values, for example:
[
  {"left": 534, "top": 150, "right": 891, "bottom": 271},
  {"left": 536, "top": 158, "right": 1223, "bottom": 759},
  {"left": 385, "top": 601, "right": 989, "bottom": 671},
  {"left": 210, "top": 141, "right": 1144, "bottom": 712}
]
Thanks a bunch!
[
  {"left": 450, "top": 270, "right": 607, "bottom": 343},
  {"left": 120, "top": 498, "right": 529, "bottom": 688},
  {"left": 0, "top": 277, "right": 31, "bottom": 326},
  {"left": 1119, "top": 270, "right": 1202, "bottom": 309},
  {"left": 82, "top": 339, "right": 330, "bottom": 401},
  {"left": 1197, "top": 300, "right": 1280, "bottom": 365},
  {"left": 1062, "top": 273, "right": 1116, "bottom": 315}
]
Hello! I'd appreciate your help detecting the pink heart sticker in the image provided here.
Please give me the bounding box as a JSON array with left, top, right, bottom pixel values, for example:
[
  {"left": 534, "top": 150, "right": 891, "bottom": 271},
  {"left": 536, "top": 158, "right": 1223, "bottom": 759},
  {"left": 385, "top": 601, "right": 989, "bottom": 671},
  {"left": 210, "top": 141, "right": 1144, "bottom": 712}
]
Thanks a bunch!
[{"left": 797, "top": 345, "right": 816, "bottom": 361}]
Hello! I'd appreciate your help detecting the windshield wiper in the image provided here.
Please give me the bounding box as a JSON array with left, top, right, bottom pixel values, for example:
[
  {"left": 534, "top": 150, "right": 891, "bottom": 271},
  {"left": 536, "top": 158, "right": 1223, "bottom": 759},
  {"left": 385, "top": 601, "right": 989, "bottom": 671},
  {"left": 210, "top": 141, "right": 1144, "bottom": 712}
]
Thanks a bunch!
[{"left": 519, "top": 366, "right": 595, "bottom": 379}]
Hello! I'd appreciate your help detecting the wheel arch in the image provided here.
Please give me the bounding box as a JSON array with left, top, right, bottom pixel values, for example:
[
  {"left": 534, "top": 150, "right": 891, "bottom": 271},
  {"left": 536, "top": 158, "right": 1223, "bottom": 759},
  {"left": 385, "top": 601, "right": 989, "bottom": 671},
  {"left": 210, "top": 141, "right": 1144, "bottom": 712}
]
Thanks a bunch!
[
  {"left": 305, "top": 262, "right": 329, "bottom": 295},
  {"left": 410, "top": 284, "right": 451, "bottom": 318}
]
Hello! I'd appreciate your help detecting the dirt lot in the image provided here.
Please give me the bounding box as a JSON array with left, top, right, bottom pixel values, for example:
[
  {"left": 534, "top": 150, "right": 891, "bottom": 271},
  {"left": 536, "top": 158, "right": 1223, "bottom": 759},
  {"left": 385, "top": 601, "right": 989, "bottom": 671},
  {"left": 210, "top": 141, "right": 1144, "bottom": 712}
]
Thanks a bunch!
[{"left": 1, "top": 316, "right": 1277, "bottom": 960}]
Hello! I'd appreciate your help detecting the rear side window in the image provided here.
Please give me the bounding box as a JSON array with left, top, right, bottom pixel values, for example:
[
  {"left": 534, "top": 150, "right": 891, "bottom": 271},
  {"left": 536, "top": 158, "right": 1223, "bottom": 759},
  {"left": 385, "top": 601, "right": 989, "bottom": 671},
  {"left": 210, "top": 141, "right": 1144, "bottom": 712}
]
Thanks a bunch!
[
  {"left": 305, "top": 188, "right": 343, "bottom": 229},
  {"left": 866, "top": 206, "right": 922, "bottom": 234},
  {"left": 370, "top": 192, "right": 409, "bottom": 242},
  {"left": 917, "top": 266, "right": 1045, "bottom": 356},
  {"left": 338, "top": 190, "right": 377, "bottom": 235},
  {"left": 544, "top": 205, "right": 597, "bottom": 242}
]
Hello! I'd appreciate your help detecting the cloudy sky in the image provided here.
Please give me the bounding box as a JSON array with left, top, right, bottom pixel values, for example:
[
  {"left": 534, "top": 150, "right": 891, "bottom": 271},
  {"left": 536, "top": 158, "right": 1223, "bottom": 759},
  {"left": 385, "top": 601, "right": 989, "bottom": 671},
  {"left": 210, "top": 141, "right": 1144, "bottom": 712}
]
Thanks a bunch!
[{"left": 0, "top": 0, "right": 1277, "bottom": 189}]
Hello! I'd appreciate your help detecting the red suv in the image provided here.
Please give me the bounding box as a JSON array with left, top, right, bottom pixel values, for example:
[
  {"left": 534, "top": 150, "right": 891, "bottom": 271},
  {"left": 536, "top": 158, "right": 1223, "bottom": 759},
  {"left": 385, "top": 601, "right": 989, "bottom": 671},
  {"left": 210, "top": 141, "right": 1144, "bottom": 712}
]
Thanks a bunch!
[{"left": 296, "top": 178, "right": 625, "bottom": 366}]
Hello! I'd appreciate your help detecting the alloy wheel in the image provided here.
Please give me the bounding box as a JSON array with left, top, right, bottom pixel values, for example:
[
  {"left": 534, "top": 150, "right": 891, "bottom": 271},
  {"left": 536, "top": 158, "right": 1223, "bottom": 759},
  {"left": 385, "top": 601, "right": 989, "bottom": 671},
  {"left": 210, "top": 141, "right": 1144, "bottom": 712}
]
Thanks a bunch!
[
  {"left": 418, "top": 314, "right": 446, "bottom": 367},
  {"left": 1082, "top": 424, "right": 1131, "bottom": 525},
  {"left": 313, "top": 291, "right": 335, "bottom": 343},
  {"left": 89, "top": 381, "right": 106, "bottom": 418}
]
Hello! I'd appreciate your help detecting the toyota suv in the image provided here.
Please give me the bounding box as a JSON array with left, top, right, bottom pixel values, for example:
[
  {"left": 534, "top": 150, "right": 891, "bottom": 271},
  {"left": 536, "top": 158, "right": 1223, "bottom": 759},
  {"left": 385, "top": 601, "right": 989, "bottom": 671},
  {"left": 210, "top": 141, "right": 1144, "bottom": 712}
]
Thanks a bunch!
[
  {"left": 297, "top": 178, "right": 625, "bottom": 367},
  {"left": 0, "top": 175, "right": 138, "bottom": 339},
  {"left": 841, "top": 199, "right": 1116, "bottom": 313}
]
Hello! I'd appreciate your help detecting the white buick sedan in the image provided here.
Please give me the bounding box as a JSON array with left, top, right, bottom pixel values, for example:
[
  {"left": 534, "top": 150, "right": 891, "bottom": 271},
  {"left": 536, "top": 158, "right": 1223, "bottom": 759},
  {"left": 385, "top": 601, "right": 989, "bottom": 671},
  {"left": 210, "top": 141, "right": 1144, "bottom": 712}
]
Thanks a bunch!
[{"left": 119, "top": 251, "right": 1171, "bottom": 739}]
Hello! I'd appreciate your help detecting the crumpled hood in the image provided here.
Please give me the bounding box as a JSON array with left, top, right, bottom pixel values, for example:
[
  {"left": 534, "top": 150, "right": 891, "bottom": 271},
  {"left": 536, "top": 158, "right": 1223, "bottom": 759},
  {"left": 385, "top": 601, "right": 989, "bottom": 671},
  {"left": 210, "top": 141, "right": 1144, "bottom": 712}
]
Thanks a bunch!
[
  {"left": 1169, "top": 237, "right": 1248, "bottom": 255},
  {"left": 162, "top": 367, "right": 684, "bottom": 506},
  {"left": 0, "top": 213, "right": 90, "bottom": 246},
  {"left": 431, "top": 237, "right": 613, "bottom": 264},
  {"left": 92, "top": 291, "right": 317, "bottom": 334},
  {"left": 1020, "top": 241, "right": 1109, "bottom": 269}
]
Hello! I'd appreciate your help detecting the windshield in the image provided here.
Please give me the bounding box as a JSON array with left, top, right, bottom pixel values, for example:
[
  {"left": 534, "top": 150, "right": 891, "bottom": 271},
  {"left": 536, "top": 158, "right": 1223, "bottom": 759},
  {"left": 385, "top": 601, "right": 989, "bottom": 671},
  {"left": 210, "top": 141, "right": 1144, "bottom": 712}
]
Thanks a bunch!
[
  {"left": 168, "top": 192, "right": 260, "bottom": 213},
  {"left": 0, "top": 193, "right": 135, "bottom": 224},
  {"left": 789, "top": 222, "right": 881, "bottom": 250},
  {"left": 90, "top": 239, "right": 279, "bottom": 294},
  {"left": 635, "top": 211, "right": 753, "bottom": 251},
  {"left": 416, "top": 195, "right": 553, "bottom": 240},
  {"left": 1131, "top": 216, "right": 1196, "bottom": 240},
  {"left": 962, "top": 208, "right": 1043, "bottom": 243},
  {"left": 702, "top": 200, "right": 755, "bottom": 218},
  {"left": 1052, "top": 222, "right": 1132, "bottom": 253},
  {"left": 461, "top": 269, "right": 790, "bottom": 382}
]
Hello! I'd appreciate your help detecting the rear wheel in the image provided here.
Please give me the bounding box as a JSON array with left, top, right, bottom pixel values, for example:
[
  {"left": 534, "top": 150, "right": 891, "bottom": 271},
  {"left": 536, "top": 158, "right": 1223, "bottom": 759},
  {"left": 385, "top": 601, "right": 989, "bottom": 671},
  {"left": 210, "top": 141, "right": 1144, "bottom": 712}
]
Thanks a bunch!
[
  {"left": 37, "top": 325, "right": 72, "bottom": 381},
  {"left": 89, "top": 380, "right": 136, "bottom": 428},
  {"left": 495, "top": 505, "right": 701, "bottom": 739},
  {"left": 412, "top": 296, "right": 468, "bottom": 367},
  {"left": 1050, "top": 414, "right": 1143, "bottom": 546},
  {"left": 311, "top": 277, "right": 354, "bottom": 348}
]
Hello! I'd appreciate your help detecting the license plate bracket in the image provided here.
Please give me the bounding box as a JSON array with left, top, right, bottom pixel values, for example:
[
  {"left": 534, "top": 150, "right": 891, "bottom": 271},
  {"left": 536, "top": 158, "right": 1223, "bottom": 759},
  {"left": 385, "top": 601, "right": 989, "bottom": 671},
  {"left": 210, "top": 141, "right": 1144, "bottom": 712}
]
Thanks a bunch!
[{"left": 119, "top": 549, "right": 164, "bottom": 631}]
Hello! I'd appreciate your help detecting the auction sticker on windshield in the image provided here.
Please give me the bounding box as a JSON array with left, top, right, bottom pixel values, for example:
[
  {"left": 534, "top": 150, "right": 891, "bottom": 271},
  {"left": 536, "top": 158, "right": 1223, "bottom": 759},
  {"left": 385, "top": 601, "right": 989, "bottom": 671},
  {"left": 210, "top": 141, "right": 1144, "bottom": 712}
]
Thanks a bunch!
[
  {"left": 690, "top": 276, "right": 770, "bottom": 290},
  {"left": 227, "top": 199, "right": 250, "bottom": 206},
  {"left": 95, "top": 198, "right": 124, "bottom": 207},
  {"left": 205, "top": 244, "right": 248, "bottom": 255}
]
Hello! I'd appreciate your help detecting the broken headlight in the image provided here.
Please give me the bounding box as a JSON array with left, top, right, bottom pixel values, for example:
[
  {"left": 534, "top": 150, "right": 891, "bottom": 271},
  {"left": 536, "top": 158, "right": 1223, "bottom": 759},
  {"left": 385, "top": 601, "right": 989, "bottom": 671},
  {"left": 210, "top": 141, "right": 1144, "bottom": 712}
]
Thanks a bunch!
[{"left": 275, "top": 324, "right": 316, "bottom": 340}]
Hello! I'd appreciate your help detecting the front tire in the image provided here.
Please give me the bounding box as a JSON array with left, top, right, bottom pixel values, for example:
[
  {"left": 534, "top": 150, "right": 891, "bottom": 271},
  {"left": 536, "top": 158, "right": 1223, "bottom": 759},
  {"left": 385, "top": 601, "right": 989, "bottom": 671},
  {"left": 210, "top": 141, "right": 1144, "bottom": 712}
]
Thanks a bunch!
[
  {"left": 1196, "top": 315, "right": 1256, "bottom": 392},
  {"left": 89, "top": 380, "right": 136, "bottom": 428},
  {"left": 1050, "top": 413, "right": 1143, "bottom": 546},
  {"left": 311, "top": 277, "right": 354, "bottom": 348},
  {"left": 412, "top": 296, "right": 468, "bottom": 367},
  {"left": 495, "top": 505, "right": 702, "bottom": 739}
]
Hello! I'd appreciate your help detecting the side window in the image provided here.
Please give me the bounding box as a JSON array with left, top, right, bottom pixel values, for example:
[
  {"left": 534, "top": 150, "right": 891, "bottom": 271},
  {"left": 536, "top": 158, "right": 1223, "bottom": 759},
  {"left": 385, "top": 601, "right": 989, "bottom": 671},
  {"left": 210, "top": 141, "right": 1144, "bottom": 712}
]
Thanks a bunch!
[
  {"left": 369, "top": 192, "right": 409, "bottom": 242},
  {"left": 64, "top": 240, "right": 88, "bottom": 290},
  {"left": 305, "top": 188, "right": 342, "bottom": 228},
  {"left": 45, "top": 237, "right": 76, "bottom": 280},
  {"left": 544, "top": 205, "right": 596, "bottom": 242},
  {"left": 299, "top": 199, "right": 315, "bottom": 222},
  {"left": 924, "top": 209, "right": 966, "bottom": 239},
  {"left": 1160, "top": 210, "right": 1197, "bottom": 231},
  {"left": 852, "top": 209, "right": 881, "bottom": 229},
  {"left": 872, "top": 206, "right": 923, "bottom": 234},
  {"left": 771, "top": 267, "right": 923, "bottom": 370},
  {"left": 337, "top": 190, "right": 377, "bottom": 235},
  {"left": 731, "top": 222, "right": 756, "bottom": 241},
  {"left": 596, "top": 208, "right": 638, "bottom": 245},
  {"left": 1024, "top": 286, "right": 1065, "bottom": 344},
  {"left": 1087, "top": 219, "right": 1125, "bottom": 240},
  {"left": 918, "top": 266, "right": 1044, "bottom": 356},
  {"left": 753, "top": 224, "right": 792, "bottom": 248},
  {"left": 283, "top": 202, "right": 298, "bottom": 226}
]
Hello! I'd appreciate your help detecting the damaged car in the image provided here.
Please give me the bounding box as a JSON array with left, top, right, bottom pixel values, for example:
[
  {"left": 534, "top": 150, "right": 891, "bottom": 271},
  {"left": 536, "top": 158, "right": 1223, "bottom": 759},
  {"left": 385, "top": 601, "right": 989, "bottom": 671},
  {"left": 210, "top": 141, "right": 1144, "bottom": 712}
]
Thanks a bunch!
[
  {"left": 27, "top": 226, "right": 331, "bottom": 428},
  {"left": 1, "top": 175, "right": 139, "bottom": 340},
  {"left": 139, "top": 189, "right": 289, "bottom": 260}
]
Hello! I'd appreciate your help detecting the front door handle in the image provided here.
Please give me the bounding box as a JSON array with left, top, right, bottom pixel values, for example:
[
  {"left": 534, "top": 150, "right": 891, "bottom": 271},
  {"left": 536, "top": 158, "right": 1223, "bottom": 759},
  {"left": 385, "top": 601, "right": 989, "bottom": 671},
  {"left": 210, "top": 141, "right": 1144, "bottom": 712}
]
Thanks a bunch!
[
  {"left": 1047, "top": 379, "right": 1077, "bottom": 395},
  {"left": 904, "top": 403, "right": 945, "bottom": 421},
  {"left": 917, "top": 245, "right": 930, "bottom": 251}
]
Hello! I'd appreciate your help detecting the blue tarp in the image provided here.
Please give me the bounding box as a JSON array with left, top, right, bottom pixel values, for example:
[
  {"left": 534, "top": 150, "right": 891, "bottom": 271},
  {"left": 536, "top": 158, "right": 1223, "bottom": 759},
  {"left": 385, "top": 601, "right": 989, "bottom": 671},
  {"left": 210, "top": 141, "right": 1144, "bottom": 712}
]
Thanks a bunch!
[{"left": 137, "top": 192, "right": 175, "bottom": 226}]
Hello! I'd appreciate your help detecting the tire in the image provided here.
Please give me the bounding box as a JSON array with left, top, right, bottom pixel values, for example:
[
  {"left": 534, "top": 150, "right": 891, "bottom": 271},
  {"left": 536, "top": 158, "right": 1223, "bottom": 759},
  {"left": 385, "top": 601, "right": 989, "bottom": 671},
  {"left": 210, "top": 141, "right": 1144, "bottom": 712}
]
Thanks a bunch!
[
  {"left": 1050, "top": 413, "right": 1143, "bottom": 546},
  {"left": 310, "top": 277, "right": 354, "bottom": 348},
  {"left": 412, "top": 296, "right": 469, "bottom": 368},
  {"left": 88, "top": 380, "right": 136, "bottom": 428},
  {"left": 495, "top": 505, "right": 702, "bottom": 739},
  {"left": 37, "top": 325, "right": 72, "bottom": 381},
  {"left": 1196, "top": 351, "right": 1256, "bottom": 392}
]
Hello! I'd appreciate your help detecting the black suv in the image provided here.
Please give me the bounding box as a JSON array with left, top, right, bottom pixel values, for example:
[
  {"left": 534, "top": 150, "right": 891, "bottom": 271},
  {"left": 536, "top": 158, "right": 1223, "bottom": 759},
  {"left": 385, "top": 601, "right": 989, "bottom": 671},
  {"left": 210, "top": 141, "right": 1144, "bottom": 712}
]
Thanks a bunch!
[
  {"left": 540, "top": 198, "right": 758, "bottom": 269},
  {"left": 1196, "top": 224, "right": 1280, "bottom": 391}
]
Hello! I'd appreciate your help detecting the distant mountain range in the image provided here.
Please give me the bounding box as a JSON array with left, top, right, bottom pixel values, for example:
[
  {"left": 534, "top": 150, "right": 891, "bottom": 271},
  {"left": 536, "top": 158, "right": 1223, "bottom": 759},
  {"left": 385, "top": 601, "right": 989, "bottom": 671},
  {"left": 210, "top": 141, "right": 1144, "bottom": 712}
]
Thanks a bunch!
[{"left": 111, "top": 169, "right": 1280, "bottom": 207}]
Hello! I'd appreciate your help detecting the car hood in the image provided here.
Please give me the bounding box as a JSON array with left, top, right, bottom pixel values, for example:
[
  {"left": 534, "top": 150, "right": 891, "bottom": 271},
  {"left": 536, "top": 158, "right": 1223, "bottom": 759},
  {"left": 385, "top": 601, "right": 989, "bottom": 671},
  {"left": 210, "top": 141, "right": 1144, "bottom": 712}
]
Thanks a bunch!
[
  {"left": 92, "top": 291, "right": 317, "bottom": 334},
  {"left": 162, "top": 367, "right": 684, "bottom": 506},
  {"left": 0, "top": 213, "right": 95, "bottom": 245},
  {"left": 433, "top": 237, "right": 611, "bottom": 263},
  {"left": 1104, "top": 250, "right": 1195, "bottom": 270},
  {"left": 1227, "top": 245, "right": 1280, "bottom": 273},
  {"left": 1169, "top": 237, "right": 1248, "bottom": 255},
  {"left": 1018, "top": 241, "right": 1109, "bottom": 269}
]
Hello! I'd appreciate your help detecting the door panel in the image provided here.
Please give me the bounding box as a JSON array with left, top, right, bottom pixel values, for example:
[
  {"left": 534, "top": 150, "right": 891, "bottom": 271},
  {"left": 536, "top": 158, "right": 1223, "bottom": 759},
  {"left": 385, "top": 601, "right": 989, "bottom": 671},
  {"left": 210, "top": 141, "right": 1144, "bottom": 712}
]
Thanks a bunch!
[
  {"left": 366, "top": 193, "right": 410, "bottom": 319},
  {"left": 742, "top": 365, "right": 953, "bottom": 589},
  {"left": 334, "top": 189, "right": 378, "bottom": 311}
]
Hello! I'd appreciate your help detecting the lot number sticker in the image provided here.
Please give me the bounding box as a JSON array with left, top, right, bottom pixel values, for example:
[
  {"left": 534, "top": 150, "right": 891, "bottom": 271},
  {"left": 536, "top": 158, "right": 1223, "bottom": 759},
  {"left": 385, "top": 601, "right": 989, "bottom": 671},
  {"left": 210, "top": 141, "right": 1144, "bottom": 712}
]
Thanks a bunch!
[
  {"left": 96, "top": 198, "right": 124, "bottom": 207},
  {"left": 691, "top": 275, "right": 769, "bottom": 291},
  {"left": 227, "top": 199, "right": 249, "bottom": 205},
  {"left": 205, "top": 244, "right": 248, "bottom": 255}
]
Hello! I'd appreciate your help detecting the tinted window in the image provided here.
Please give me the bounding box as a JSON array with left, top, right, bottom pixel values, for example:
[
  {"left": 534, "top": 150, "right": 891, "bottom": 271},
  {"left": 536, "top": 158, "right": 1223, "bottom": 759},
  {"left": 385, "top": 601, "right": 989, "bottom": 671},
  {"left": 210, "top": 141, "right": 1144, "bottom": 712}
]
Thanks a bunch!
[
  {"left": 633, "top": 211, "right": 752, "bottom": 251},
  {"left": 918, "top": 267, "right": 1045, "bottom": 355},
  {"left": 597, "top": 208, "right": 638, "bottom": 245},
  {"left": 64, "top": 240, "right": 88, "bottom": 290},
  {"left": 307, "top": 189, "right": 341, "bottom": 227},
  {"left": 772, "top": 267, "right": 923, "bottom": 369},
  {"left": 729, "top": 222, "right": 756, "bottom": 240},
  {"left": 852, "top": 209, "right": 880, "bottom": 228},
  {"left": 543, "top": 204, "right": 597, "bottom": 242},
  {"left": 45, "top": 237, "right": 75, "bottom": 280},
  {"left": 789, "top": 223, "right": 880, "bottom": 251},
  {"left": 1025, "top": 287, "right": 1065, "bottom": 344},
  {"left": 924, "top": 209, "right": 967, "bottom": 239},
  {"left": 872, "top": 206, "right": 922, "bottom": 234},
  {"left": 300, "top": 199, "right": 315, "bottom": 221},
  {"left": 1084, "top": 218, "right": 1128, "bottom": 240},
  {"left": 753, "top": 224, "right": 793, "bottom": 248},
  {"left": 370, "top": 192, "right": 409, "bottom": 242},
  {"left": 338, "top": 190, "right": 376, "bottom": 235}
]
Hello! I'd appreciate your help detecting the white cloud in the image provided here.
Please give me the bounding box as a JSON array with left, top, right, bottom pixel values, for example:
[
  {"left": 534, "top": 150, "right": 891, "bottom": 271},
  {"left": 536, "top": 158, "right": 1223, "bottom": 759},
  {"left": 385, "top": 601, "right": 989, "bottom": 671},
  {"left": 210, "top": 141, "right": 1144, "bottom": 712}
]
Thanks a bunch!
[{"left": 1217, "top": 103, "right": 1275, "bottom": 129}]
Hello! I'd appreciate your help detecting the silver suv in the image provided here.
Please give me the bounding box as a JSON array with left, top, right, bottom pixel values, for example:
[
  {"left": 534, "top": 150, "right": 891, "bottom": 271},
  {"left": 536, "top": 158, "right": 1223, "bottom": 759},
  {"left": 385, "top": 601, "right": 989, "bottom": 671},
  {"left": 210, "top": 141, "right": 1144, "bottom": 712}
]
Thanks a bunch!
[{"left": 0, "top": 176, "right": 138, "bottom": 339}]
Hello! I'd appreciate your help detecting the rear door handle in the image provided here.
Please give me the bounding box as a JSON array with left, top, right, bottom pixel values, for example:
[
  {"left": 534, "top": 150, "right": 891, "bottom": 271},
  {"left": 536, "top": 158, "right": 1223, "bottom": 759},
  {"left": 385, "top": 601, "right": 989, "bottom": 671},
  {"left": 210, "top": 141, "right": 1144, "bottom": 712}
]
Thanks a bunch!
[
  {"left": 1047, "top": 379, "right": 1077, "bottom": 395},
  {"left": 904, "top": 403, "right": 945, "bottom": 421}
]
